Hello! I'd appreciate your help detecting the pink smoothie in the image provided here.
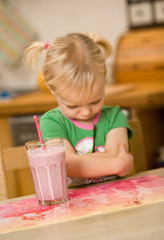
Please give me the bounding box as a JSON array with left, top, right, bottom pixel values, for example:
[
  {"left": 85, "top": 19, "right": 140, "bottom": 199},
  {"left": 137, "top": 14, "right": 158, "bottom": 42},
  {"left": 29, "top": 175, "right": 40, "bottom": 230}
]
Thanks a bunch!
[{"left": 27, "top": 147, "right": 67, "bottom": 205}]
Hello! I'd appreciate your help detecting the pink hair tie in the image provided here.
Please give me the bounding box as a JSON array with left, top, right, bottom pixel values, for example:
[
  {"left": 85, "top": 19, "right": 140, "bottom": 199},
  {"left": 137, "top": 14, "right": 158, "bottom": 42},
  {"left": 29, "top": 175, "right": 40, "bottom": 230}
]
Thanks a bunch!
[{"left": 43, "top": 41, "right": 50, "bottom": 50}]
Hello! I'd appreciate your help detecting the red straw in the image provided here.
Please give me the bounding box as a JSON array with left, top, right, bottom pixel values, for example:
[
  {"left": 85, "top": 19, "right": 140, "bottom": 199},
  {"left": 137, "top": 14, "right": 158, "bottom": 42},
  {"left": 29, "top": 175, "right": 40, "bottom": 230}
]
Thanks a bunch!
[{"left": 33, "top": 115, "right": 45, "bottom": 150}]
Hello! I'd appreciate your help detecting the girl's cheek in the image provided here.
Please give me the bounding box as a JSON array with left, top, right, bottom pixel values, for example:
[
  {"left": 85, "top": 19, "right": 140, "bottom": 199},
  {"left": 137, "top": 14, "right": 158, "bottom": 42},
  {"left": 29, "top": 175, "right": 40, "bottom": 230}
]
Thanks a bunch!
[{"left": 70, "top": 109, "right": 77, "bottom": 115}]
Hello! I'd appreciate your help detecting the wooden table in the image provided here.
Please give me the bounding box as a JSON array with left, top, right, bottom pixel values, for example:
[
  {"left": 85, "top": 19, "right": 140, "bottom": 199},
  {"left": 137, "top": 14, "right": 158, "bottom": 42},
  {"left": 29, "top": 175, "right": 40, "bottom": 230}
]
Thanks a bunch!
[
  {"left": 0, "top": 168, "right": 164, "bottom": 240},
  {"left": 105, "top": 80, "right": 164, "bottom": 109},
  {"left": 0, "top": 80, "right": 163, "bottom": 116},
  {"left": 0, "top": 80, "right": 164, "bottom": 167}
]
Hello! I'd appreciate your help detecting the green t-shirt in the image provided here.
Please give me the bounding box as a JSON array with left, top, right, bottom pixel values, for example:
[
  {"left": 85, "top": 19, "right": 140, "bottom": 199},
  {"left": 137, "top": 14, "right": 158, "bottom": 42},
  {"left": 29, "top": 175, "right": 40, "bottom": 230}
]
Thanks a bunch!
[{"left": 40, "top": 105, "right": 133, "bottom": 186}]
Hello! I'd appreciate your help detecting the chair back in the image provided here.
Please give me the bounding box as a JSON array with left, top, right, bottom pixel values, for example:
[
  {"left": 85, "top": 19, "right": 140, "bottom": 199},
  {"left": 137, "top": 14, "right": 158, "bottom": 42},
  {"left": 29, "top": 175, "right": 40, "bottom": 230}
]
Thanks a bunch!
[
  {"left": 0, "top": 145, "right": 34, "bottom": 201},
  {"left": 128, "top": 118, "right": 147, "bottom": 173}
]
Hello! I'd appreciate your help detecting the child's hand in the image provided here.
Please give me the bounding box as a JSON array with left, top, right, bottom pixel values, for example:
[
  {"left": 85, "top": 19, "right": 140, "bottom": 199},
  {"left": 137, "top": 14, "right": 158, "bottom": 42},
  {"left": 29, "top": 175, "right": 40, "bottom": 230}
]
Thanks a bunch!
[{"left": 117, "top": 143, "right": 134, "bottom": 176}]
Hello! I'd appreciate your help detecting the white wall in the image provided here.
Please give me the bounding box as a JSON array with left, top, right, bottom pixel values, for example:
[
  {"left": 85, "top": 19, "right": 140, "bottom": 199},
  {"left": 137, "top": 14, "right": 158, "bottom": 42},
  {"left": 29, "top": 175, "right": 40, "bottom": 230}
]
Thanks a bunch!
[{"left": 0, "top": 0, "right": 129, "bottom": 90}]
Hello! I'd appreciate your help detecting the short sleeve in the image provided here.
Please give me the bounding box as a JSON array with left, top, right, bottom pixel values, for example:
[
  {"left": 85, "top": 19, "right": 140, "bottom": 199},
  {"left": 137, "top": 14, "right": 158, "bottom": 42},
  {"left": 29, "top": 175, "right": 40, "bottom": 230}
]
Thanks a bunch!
[
  {"left": 40, "top": 115, "right": 69, "bottom": 140},
  {"left": 110, "top": 107, "right": 133, "bottom": 139}
]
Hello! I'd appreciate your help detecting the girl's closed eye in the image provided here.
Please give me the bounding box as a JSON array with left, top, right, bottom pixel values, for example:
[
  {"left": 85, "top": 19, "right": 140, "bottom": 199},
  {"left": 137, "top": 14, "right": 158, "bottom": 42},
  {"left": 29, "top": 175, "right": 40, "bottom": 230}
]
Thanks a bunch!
[
  {"left": 91, "top": 99, "right": 101, "bottom": 105},
  {"left": 66, "top": 105, "right": 77, "bottom": 109}
]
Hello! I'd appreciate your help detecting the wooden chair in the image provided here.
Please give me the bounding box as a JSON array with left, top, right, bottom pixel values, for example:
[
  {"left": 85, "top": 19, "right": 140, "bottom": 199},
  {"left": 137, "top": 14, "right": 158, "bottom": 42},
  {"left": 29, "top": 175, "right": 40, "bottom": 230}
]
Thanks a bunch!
[
  {"left": 0, "top": 145, "right": 34, "bottom": 201},
  {"left": 0, "top": 118, "right": 147, "bottom": 201},
  {"left": 128, "top": 118, "right": 147, "bottom": 174}
]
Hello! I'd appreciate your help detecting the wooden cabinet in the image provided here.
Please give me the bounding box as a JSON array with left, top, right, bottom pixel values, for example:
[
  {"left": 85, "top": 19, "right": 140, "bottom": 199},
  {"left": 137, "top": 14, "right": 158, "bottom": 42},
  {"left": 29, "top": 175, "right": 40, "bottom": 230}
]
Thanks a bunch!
[{"left": 113, "top": 28, "right": 164, "bottom": 83}]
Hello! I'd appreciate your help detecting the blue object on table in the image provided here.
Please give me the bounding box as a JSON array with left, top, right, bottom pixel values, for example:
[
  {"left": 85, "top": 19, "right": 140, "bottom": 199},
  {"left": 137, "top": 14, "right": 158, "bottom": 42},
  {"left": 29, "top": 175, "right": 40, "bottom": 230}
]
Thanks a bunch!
[{"left": 0, "top": 91, "right": 11, "bottom": 99}]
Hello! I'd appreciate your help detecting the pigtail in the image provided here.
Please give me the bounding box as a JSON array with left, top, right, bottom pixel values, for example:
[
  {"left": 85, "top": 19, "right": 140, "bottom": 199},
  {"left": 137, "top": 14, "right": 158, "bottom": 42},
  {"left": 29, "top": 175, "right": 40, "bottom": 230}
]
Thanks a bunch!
[
  {"left": 86, "top": 32, "right": 112, "bottom": 59},
  {"left": 23, "top": 41, "right": 45, "bottom": 70}
]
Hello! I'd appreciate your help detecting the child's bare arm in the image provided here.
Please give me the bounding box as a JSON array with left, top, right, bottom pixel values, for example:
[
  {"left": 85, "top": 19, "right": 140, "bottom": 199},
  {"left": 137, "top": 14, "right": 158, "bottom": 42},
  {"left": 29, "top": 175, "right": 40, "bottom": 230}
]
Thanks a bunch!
[
  {"left": 103, "top": 127, "right": 133, "bottom": 176},
  {"left": 65, "top": 127, "right": 133, "bottom": 178},
  {"left": 104, "top": 127, "right": 129, "bottom": 156},
  {"left": 65, "top": 140, "right": 123, "bottom": 178}
]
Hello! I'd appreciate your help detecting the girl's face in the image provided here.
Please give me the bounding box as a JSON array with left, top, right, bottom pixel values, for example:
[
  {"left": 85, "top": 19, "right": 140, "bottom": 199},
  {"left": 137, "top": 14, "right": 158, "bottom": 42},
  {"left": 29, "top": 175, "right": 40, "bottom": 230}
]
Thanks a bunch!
[{"left": 56, "top": 73, "right": 105, "bottom": 124}]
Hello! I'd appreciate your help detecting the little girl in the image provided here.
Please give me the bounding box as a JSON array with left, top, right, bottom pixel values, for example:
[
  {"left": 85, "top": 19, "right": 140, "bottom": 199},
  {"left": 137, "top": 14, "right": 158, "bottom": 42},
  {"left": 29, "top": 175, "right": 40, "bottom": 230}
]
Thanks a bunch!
[{"left": 24, "top": 32, "right": 133, "bottom": 186}]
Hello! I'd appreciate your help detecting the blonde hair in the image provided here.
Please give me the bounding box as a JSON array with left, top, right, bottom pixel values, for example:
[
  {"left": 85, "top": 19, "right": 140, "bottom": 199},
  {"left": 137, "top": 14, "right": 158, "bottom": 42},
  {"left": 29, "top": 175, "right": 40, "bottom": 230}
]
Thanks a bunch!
[{"left": 23, "top": 32, "right": 112, "bottom": 96}]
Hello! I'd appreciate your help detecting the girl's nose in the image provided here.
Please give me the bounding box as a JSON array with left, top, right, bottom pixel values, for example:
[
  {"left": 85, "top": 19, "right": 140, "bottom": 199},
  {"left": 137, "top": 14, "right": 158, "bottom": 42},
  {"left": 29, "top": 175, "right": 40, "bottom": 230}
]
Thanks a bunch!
[{"left": 81, "top": 107, "right": 91, "bottom": 116}]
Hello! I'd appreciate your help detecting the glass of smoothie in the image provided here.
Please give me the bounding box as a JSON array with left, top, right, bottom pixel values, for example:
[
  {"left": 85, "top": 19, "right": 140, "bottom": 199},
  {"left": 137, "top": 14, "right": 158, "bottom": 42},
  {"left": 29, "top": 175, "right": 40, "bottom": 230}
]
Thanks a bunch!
[{"left": 25, "top": 137, "right": 68, "bottom": 206}]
